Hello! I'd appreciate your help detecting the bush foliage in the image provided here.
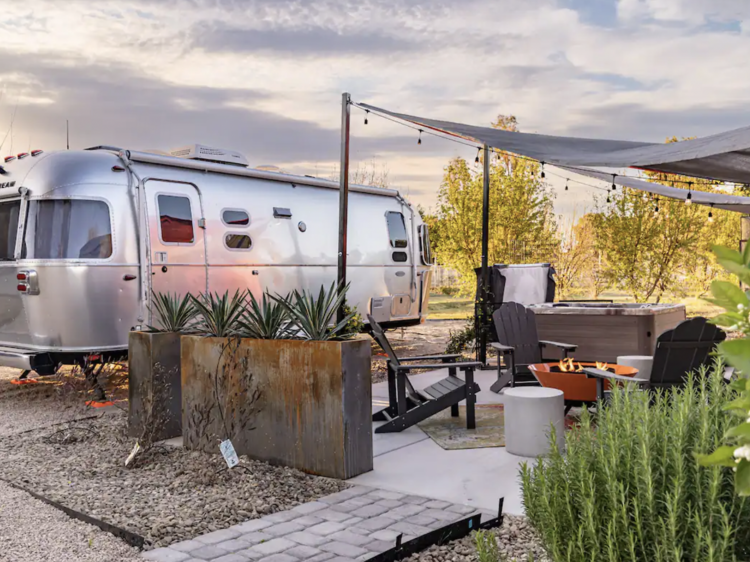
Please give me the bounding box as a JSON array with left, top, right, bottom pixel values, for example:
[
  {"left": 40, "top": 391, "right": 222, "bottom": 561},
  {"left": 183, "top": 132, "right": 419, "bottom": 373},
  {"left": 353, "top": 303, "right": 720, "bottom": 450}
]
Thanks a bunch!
[{"left": 521, "top": 370, "right": 750, "bottom": 562}]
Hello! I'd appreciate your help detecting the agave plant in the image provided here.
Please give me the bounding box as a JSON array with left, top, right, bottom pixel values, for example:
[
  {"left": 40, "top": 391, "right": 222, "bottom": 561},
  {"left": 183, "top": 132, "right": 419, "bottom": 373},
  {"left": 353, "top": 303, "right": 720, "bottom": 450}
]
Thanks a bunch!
[
  {"left": 147, "top": 291, "right": 198, "bottom": 333},
  {"left": 239, "top": 291, "right": 293, "bottom": 339},
  {"left": 272, "top": 282, "right": 356, "bottom": 341},
  {"left": 192, "top": 290, "right": 247, "bottom": 337}
]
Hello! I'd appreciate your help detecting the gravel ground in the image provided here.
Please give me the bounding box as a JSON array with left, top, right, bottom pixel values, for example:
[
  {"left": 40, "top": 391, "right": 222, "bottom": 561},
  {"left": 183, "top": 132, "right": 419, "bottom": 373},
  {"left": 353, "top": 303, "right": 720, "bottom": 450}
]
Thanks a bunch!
[
  {"left": 0, "top": 480, "right": 142, "bottom": 562},
  {"left": 407, "top": 515, "right": 549, "bottom": 562},
  {"left": 0, "top": 410, "right": 346, "bottom": 550}
]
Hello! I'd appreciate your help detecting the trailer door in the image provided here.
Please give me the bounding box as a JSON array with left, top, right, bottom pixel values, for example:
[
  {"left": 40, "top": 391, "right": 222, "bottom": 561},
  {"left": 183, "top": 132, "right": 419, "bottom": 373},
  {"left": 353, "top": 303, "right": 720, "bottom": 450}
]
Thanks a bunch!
[{"left": 144, "top": 180, "right": 207, "bottom": 310}]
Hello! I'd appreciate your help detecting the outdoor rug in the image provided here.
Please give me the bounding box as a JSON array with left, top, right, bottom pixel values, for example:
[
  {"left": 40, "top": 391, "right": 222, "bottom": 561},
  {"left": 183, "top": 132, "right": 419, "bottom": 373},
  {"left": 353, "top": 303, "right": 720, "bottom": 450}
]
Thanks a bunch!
[{"left": 417, "top": 404, "right": 505, "bottom": 450}]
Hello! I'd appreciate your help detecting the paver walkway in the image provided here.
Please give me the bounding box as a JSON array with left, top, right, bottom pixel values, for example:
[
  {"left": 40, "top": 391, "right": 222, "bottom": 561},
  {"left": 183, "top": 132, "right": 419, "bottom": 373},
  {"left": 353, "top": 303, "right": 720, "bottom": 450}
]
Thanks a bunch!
[{"left": 143, "top": 486, "right": 484, "bottom": 562}]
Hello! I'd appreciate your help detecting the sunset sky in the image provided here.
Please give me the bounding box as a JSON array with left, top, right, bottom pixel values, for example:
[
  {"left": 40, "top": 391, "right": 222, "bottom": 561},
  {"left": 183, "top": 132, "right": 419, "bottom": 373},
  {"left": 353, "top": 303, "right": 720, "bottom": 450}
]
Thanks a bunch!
[{"left": 1, "top": 0, "right": 749, "bottom": 219}]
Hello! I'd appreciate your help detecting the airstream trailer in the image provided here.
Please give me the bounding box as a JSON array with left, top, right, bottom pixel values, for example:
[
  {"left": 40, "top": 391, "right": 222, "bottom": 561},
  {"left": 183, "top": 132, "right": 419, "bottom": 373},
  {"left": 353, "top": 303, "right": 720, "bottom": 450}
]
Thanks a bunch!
[{"left": 0, "top": 145, "right": 432, "bottom": 378}]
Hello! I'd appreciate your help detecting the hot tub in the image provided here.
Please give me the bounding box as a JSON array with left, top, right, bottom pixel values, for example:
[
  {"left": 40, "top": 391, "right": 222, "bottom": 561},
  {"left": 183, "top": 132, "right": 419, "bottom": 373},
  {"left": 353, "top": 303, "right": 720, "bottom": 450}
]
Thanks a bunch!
[{"left": 529, "top": 303, "right": 686, "bottom": 362}]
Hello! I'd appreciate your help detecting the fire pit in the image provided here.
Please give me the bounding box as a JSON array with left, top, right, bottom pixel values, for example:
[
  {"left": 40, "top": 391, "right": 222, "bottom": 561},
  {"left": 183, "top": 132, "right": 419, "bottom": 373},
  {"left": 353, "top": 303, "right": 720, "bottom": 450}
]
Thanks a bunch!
[{"left": 529, "top": 359, "right": 639, "bottom": 404}]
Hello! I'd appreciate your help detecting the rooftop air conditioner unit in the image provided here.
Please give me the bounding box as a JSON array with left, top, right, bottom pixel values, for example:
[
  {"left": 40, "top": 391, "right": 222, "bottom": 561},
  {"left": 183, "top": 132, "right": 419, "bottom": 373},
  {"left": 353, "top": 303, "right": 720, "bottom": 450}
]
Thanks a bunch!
[{"left": 169, "top": 144, "right": 249, "bottom": 167}]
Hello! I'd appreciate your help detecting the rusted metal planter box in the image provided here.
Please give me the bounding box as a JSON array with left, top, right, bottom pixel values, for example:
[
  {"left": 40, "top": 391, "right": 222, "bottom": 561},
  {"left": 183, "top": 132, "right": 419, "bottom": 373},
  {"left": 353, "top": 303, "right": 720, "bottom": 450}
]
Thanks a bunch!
[
  {"left": 181, "top": 336, "right": 373, "bottom": 479},
  {"left": 128, "top": 331, "right": 183, "bottom": 440}
]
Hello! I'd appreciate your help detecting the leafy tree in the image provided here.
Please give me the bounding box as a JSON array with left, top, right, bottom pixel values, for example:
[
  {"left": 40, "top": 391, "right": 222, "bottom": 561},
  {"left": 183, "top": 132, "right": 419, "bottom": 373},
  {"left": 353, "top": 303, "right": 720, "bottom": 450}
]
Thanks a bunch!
[
  {"left": 429, "top": 115, "right": 557, "bottom": 294},
  {"left": 554, "top": 212, "right": 598, "bottom": 299}
]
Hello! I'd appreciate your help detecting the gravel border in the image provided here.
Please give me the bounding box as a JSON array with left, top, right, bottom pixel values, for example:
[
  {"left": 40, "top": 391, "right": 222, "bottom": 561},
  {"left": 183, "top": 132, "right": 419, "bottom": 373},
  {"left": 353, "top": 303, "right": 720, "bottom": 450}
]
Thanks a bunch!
[
  {"left": 0, "top": 410, "right": 347, "bottom": 549},
  {"left": 405, "top": 515, "right": 550, "bottom": 562},
  {"left": 0, "top": 480, "right": 142, "bottom": 562}
]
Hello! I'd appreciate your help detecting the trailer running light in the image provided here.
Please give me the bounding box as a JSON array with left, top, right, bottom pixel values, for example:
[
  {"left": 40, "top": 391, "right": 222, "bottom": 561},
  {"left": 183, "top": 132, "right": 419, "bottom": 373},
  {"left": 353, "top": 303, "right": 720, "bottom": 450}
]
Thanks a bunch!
[
  {"left": 16, "top": 273, "right": 27, "bottom": 281},
  {"left": 31, "top": 150, "right": 43, "bottom": 157},
  {"left": 16, "top": 284, "right": 27, "bottom": 293},
  {"left": 3, "top": 156, "right": 15, "bottom": 163},
  {"left": 17, "top": 153, "right": 28, "bottom": 160}
]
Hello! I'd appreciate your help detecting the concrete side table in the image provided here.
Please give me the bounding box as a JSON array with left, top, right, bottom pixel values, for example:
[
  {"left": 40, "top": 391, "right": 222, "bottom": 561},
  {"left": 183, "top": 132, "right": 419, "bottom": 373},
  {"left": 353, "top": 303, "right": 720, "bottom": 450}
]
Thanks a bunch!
[
  {"left": 504, "top": 387, "right": 564, "bottom": 457},
  {"left": 617, "top": 355, "right": 653, "bottom": 382}
]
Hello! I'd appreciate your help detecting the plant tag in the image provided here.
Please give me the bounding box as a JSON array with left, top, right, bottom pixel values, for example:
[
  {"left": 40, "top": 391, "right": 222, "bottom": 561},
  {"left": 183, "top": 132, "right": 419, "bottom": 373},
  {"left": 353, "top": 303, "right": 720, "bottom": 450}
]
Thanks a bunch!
[
  {"left": 125, "top": 441, "right": 141, "bottom": 466},
  {"left": 220, "top": 439, "right": 239, "bottom": 469}
]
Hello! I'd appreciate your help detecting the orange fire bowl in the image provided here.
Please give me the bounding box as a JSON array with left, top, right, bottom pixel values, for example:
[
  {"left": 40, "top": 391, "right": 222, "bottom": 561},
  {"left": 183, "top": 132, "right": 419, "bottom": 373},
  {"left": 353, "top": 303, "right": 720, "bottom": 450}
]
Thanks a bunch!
[{"left": 529, "top": 362, "right": 639, "bottom": 403}]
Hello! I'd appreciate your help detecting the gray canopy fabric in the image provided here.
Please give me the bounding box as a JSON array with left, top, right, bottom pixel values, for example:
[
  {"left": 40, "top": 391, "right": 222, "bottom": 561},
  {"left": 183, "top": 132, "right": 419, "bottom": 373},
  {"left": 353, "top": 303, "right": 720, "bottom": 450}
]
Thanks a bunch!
[
  {"left": 359, "top": 103, "right": 750, "bottom": 185},
  {"left": 560, "top": 165, "right": 750, "bottom": 213}
]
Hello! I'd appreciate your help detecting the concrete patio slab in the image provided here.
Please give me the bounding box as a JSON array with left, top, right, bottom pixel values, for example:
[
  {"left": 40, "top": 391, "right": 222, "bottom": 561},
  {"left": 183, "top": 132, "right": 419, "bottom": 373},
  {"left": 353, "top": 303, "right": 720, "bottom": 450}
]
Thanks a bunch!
[{"left": 362, "top": 367, "right": 531, "bottom": 516}]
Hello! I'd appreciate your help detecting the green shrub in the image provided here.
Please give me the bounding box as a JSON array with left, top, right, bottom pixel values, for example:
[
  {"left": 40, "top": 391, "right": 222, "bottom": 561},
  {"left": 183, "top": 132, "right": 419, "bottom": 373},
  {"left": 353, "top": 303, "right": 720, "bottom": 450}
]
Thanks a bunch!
[
  {"left": 148, "top": 291, "right": 198, "bottom": 332},
  {"left": 521, "top": 369, "right": 750, "bottom": 562},
  {"left": 446, "top": 318, "right": 475, "bottom": 355},
  {"left": 271, "top": 282, "right": 356, "bottom": 341},
  {"left": 239, "top": 291, "right": 292, "bottom": 339},
  {"left": 439, "top": 285, "right": 460, "bottom": 296},
  {"left": 192, "top": 290, "right": 247, "bottom": 337}
]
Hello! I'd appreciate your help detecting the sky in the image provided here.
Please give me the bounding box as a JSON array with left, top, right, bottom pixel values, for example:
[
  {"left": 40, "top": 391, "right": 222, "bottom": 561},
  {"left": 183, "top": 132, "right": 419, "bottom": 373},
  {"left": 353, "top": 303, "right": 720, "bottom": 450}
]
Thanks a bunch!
[{"left": 1, "top": 0, "right": 750, "bottom": 220}]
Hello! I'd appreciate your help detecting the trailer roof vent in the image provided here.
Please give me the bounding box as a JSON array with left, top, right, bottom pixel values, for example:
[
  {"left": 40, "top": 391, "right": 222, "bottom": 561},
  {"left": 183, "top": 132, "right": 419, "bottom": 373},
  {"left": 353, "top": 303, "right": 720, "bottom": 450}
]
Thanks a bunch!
[
  {"left": 169, "top": 144, "right": 249, "bottom": 167},
  {"left": 255, "top": 164, "right": 281, "bottom": 173}
]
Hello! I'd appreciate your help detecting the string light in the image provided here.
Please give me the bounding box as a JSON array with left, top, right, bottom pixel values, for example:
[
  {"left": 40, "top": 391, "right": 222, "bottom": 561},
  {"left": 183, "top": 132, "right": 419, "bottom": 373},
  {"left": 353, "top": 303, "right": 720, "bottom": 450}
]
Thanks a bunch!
[
  {"left": 364, "top": 110, "right": 369, "bottom": 125},
  {"left": 540, "top": 161, "right": 546, "bottom": 179},
  {"left": 417, "top": 129, "right": 422, "bottom": 145},
  {"left": 565, "top": 179, "right": 568, "bottom": 191},
  {"left": 611, "top": 174, "right": 617, "bottom": 191},
  {"left": 708, "top": 204, "right": 714, "bottom": 223},
  {"left": 654, "top": 198, "right": 660, "bottom": 215},
  {"left": 475, "top": 147, "right": 480, "bottom": 164},
  {"left": 685, "top": 182, "right": 693, "bottom": 205},
  {"left": 607, "top": 194, "right": 611, "bottom": 203}
]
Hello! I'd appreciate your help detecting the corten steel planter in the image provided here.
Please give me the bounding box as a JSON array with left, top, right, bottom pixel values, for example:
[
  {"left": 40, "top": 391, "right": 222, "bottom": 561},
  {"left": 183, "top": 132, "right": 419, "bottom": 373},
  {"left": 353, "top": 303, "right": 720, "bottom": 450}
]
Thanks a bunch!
[
  {"left": 181, "top": 336, "right": 373, "bottom": 479},
  {"left": 128, "top": 331, "right": 183, "bottom": 440}
]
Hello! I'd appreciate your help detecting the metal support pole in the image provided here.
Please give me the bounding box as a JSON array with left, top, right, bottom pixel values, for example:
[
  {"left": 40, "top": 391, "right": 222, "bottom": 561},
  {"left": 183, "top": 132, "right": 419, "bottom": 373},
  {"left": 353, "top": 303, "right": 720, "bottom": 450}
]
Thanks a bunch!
[
  {"left": 479, "top": 144, "right": 490, "bottom": 365},
  {"left": 337, "top": 93, "right": 351, "bottom": 324},
  {"left": 741, "top": 215, "right": 750, "bottom": 289}
]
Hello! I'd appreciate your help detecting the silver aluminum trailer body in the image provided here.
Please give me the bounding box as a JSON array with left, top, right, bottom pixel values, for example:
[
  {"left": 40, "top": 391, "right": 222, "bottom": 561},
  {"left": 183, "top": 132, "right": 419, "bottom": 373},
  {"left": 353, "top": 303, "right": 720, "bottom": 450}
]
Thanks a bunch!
[{"left": 0, "top": 148, "right": 432, "bottom": 373}]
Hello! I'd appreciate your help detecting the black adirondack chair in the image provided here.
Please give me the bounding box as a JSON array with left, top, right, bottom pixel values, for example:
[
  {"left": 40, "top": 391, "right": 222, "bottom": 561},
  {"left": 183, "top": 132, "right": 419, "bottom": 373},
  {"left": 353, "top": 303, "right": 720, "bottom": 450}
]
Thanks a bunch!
[
  {"left": 368, "top": 315, "right": 482, "bottom": 434},
  {"left": 583, "top": 316, "right": 727, "bottom": 400},
  {"left": 490, "top": 302, "right": 577, "bottom": 393}
]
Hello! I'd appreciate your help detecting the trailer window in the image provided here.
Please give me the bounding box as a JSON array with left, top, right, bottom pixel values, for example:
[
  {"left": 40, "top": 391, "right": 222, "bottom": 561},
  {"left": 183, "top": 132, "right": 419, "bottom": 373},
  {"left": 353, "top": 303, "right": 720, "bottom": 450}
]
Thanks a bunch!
[
  {"left": 0, "top": 201, "right": 20, "bottom": 260},
  {"left": 418, "top": 224, "right": 432, "bottom": 265},
  {"left": 23, "top": 200, "right": 112, "bottom": 259},
  {"left": 225, "top": 234, "right": 252, "bottom": 250},
  {"left": 385, "top": 211, "right": 408, "bottom": 248},
  {"left": 222, "top": 209, "right": 249, "bottom": 226},
  {"left": 158, "top": 195, "right": 194, "bottom": 244}
]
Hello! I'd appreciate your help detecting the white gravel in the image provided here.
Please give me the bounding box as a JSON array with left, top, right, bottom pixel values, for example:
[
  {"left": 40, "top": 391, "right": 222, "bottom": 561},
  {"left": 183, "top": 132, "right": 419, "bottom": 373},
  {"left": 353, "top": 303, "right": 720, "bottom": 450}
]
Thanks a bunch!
[{"left": 0, "top": 480, "right": 142, "bottom": 562}]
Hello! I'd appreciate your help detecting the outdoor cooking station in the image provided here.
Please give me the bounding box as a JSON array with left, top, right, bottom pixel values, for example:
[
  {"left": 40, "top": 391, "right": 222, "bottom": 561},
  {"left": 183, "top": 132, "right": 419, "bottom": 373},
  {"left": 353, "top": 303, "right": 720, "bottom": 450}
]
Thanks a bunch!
[{"left": 529, "top": 303, "right": 687, "bottom": 363}]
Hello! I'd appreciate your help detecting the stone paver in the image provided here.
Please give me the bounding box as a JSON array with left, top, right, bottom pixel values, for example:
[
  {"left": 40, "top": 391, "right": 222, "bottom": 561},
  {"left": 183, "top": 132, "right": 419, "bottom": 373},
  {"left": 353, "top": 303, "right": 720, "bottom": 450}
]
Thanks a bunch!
[{"left": 143, "top": 486, "right": 480, "bottom": 561}]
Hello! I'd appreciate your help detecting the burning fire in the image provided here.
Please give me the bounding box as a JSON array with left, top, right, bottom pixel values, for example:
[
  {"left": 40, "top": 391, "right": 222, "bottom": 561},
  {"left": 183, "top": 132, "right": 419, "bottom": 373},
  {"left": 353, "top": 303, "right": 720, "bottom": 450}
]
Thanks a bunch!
[{"left": 558, "top": 358, "right": 609, "bottom": 372}]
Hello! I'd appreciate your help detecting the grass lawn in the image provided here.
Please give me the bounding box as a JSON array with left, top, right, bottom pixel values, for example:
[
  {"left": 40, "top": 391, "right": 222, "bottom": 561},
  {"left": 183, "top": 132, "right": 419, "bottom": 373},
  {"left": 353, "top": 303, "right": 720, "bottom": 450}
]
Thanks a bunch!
[{"left": 427, "top": 291, "right": 723, "bottom": 320}]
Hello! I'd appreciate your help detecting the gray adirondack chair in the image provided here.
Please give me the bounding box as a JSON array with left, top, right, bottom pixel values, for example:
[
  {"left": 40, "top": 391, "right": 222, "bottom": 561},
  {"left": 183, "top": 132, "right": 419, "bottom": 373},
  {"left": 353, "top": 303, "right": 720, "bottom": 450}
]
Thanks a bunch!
[
  {"left": 490, "top": 302, "right": 577, "bottom": 393},
  {"left": 368, "top": 315, "right": 482, "bottom": 433},
  {"left": 583, "top": 316, "right": 727, "bottom": 400}
]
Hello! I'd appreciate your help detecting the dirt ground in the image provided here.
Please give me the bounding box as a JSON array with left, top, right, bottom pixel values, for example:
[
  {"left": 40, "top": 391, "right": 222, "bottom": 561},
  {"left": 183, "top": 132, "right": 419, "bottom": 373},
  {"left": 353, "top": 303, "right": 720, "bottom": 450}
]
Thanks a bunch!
[{"left": 371, "top": 319, "right": 468, "bottom": 382}]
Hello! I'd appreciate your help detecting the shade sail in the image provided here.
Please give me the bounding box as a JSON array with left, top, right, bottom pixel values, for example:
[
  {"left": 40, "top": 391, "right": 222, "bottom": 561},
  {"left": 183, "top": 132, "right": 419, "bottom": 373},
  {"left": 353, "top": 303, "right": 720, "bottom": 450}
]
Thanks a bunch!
[
  {"left": 359, "top": 103, "right": 750, "bottom": 185},
  {"left": 561, "top": 165, "right": 750, "bottom": 213}
]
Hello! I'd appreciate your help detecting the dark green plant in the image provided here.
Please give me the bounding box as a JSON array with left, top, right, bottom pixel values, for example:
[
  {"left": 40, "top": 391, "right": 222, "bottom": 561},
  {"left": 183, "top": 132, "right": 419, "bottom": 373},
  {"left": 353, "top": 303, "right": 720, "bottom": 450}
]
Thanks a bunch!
[
  {"left": 147, "top": 291, "right": 198, "bottom": 332},
  {"left": 446, "top": 317, "right": 475, "bottom": 355},
  {"left": 192, "top": 290, "right": 247, "bottom": 337},
  {"left": 239, "top": 291, "right": 292, "bottom": 339},
  {"left": 272, "top": 282, "right": 356, "bottom": 341},
  {"left": 696, "top": 244, "right": 750, "bottom": 495},
  {"left": 475, "top": 530, "right": 501, "bottom": 562},
  {"left": 342, "top": 302, "right": 364, "bottom": 336},
  {"left": 521, "top": 369, "right": 750, "bottom": 562}
]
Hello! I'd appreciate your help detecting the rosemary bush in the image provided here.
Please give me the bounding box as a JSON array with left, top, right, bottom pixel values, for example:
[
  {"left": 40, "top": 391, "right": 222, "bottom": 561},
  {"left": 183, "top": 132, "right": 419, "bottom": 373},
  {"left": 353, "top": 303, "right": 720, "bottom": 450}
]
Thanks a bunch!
[{"left": 521, "top": 369, "right": 750, "bottom": 562}]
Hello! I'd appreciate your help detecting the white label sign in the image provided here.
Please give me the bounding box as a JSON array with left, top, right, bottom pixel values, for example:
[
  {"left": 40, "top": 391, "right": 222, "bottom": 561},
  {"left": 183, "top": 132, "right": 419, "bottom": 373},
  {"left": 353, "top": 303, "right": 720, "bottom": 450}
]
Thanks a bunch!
[{"left": 220, "top": 439, "right": 239, "bottom": 469}]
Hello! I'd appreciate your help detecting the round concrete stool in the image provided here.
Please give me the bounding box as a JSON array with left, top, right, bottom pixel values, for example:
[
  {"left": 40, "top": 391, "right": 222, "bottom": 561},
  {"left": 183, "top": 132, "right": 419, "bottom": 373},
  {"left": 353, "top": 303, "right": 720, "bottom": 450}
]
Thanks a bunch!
[
  {"left": 504, "top": 387, "right": 564, "bottom": 457},
  {"left": 617, "top": 355, "right": 653, "bottom": 382}
]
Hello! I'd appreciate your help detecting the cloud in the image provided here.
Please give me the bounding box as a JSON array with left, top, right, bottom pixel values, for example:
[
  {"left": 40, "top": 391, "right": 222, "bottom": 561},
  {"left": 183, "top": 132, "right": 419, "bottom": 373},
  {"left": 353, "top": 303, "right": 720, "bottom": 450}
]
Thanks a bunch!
[{"left": 190, "top": 21, "right": 418, "bottom": 56}]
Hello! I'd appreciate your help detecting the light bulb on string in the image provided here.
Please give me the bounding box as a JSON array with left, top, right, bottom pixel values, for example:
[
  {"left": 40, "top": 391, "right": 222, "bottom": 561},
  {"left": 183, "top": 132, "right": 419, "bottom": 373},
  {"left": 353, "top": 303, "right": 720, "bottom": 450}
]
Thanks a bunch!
[
  {"left": 607, "top": 194, "right": 611, "bottom": 203},
  {"left": 611, "top": 174, "right": 617, "bottom": 191},
  {"left": 654, "top": 198, "right": 660, "bottom": 215},
  {"left": 708, "top": 204, "right": 714, "bottom": 223},
  {"left": 685, "top": 183, "right": 693, "bottom": 205},
  {"left": 417, "top": 130, "right": 422, "bottom": 145},
  {"left": 540, "top": 161, "right": 545, "bottom": 179},
  {"left": 364, "top": 110, "right": 369, "bottom": 125},
  {"left": 475, "top": 147, "right": 481, "bottom": 164},
  {"left": 564, "top": 179, "right": 569, "bottom": 191}
]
